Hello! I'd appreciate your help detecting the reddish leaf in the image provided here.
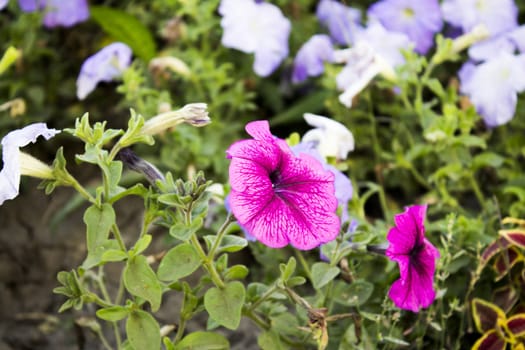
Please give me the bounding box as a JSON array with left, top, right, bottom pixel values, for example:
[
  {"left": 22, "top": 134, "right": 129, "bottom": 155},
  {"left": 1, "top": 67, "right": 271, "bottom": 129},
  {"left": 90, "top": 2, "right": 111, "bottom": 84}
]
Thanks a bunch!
[
  {"left": 493, "top": 286, "right": 519, "bottom": 314},
  {"left": 472, "top": 330, "right": 505, "bottom": 350},
  {"left": 507, "top": 314, "right": 525, "bottom": 337},
  {"left": 472, "top": 298, "right": 506, "bottom": 333},
  {"left": 500, "top": 230, "right": 525, "bottom": 249},
  {"left": 493, "top": 247, "right": 523, "bottom": 281},
  {"left": 482, "top": 237, "right": 512, "bottom": 265}
]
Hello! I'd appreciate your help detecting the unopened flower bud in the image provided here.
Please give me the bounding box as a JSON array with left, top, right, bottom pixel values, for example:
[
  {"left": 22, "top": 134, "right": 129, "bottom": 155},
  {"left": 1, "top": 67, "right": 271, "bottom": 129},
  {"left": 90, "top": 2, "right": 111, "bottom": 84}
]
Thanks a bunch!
[
  {"left": 140, "top": 103, "right": 210, "bottom": 136},
  {"left": 149, "top": 56, "right": 191, "bottom": 77},
  {"left": 451, "top": 24, "right": 490, "bottom": 54},
  {"left": 117, "top": 148, "right": 165, "bottom": 185}
]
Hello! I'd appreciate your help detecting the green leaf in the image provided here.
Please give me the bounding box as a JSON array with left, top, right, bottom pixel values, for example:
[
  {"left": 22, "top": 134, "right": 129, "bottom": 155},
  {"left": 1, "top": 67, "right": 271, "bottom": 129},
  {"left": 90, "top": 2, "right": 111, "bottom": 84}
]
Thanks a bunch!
[
  {"left": 174, "top": 331, "right": 229, "bottom": 350},
  {"left": 96, "top": 306, "right": 129, "bottom": 322},
  {"left": 311, "top": 262, "right": 340, "bottom": 289},
  {"left": 204, "top": 281, "right": 245, "bottom": 330},
  {"left": 472, "top": 152, "right": 505, "bottom": 170},
  {"left": 90, "top": 6, "right": 156, "bottom": 62},
  {"left": 204, "top": 235, "right": 248, "bottom": 254},
  {"left": 132, "top": 234, "right": 152, "bottom": 256},
  {"left": 101, "top": 249, "right": 128, "bottom": 263},
  {"left": 258, "top": 330, "right": 286, "bottom": 350},
  {"left": 333, "top": 280, "right": 374, "bottom": 307},
  {"left": 169, "top": 217, "right": 203, "bottom": 241},
  {"left": 84, "top": 203, "right": 116, "bottom": 254},
  {"left": 126, "top": 310, "right": 161, "bottom": 350},
  {"left": 279, "top": 257, "right": 296, "bottom": 282},
  {"left": 157, "top": 243, "right": 201, "bottom": 282},
  {"left": 83, "top": 240, "right": 120, "bottom": 269},
  {"left": 0, "top": 46, "right": 21, "bottom": 75},
  {"left": 223, "top": 264, "right": 249, "bottom": 281},
  {"left": 124, "top": 255, "right": 162, "bottom": 311}
]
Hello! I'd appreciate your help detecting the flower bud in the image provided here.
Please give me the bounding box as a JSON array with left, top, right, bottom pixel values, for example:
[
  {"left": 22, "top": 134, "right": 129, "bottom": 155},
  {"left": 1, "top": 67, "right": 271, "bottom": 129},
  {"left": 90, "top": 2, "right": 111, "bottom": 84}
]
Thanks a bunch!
[{"left": 140, "top": 103, "right": 210, "bottom": 136}]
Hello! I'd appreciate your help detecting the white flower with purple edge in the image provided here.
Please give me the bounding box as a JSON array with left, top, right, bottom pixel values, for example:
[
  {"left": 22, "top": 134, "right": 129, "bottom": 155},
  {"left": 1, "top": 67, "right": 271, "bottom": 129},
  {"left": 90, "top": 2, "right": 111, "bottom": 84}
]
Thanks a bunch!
[
  {"left": 367, "top": 0, "right": 442, "bottom": 54},
  {"left": 76, "top": 42, "right": 132, "bottom": 100},
  {"left": 18, "top": 0, "right": 89, "bottom": 28},
  {"left": 0, "top": 123, "right": 60, "bottom": 205},
  {"left": 316, "top": 0, "right": 362, "bottom": 46},
  {"left": 292, "top": 34, "right": 334, "bottom": 84},
  {"left": 459, "top": 52, "right": 525, "bottom": 127},
  {"left": 219, "top": 0, "right": 290, "bottom": 77}
]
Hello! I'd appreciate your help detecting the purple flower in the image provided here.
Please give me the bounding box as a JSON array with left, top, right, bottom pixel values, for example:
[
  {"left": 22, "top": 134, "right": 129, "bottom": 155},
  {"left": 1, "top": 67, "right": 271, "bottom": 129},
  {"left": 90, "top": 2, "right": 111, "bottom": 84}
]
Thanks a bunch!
[
  {"left": 459, "top": 52, "right": 525, "bottom": 127},
  {"left": 292, "top": 34, "right": 334, "bottom": 84},
  {"left": 441, "top": 0, "right": 517, "bottom": 37},
  {"left": 368, "top": 0, "right": 442, "bottom": 54},
  {"left": 18, "top": 0, "right": 89, "bottom": 28},
  {"left": 316, "top": 0, "right": 362, "bottom": 45},
  {"left": 386, "top": 204, "right": 439, "bottom": 312},
  {"left": 468, "top": 25, "right": 525, "bottom": 62},
  {"left": 0, "top": 0, "right": 7, "bottom": 10},
  {"left": 227, "top": 120, "right": 340, "bottom": 250},
  {"left": 219, "top": 0, "right": 291, "bottom": 77},
  {"left": 76, "top": 42, "right": 132, "bottom": 100},
  {"left": 0, "top": 123, "right": 60, "bottom": 205}
]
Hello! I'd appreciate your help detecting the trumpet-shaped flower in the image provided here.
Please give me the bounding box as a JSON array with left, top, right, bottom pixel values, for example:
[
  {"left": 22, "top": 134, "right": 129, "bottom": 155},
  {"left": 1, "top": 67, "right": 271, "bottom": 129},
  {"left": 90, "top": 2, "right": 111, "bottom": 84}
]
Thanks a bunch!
[
  {"left": 227, "top": 121, "right": 340, "bottom": 250},
  {"left": 386, "top": 204, "right": 439, "bottom": 312},
  {"left": 76, "top": 42, "right": 132, "bottom": 100},
  {"left": 459, "top": 52, "right": 525, "bottom": 127},
  {"left": 335, "top": 22, "right": 412, "bottom": 107},
  {"left": 441, "top": 0, "right": 517, "bottom": 36},
  {"left": 292, "top": 35, "right": 334, "bottom": 84},
  {"left": 468, "top": 25, "right": 525, "bottom": 61},
  {"left": 302, "top": 113, "right": 354, "bottom": 160},
  {"left": 0, "top": 123, "right": 60, "bottom": 205},
  {"left": 219, "top": 0, "right": 290, "bottom": 77},
  {"left": 367, "top": 0, "right": 442, "bottom": 54},
  {"left": 18, "top": 0, "right": 89, "bottom": 28},
  {"left": 316, "top": 0, "right": 361, "bottom": 45}
]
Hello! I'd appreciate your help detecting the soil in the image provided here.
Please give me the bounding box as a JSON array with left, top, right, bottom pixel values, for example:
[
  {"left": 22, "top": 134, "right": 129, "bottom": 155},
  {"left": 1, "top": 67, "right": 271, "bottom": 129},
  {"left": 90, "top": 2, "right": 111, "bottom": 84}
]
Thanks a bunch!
[{"left": 0, "top": 180, "right": 259, "bottom": 350}]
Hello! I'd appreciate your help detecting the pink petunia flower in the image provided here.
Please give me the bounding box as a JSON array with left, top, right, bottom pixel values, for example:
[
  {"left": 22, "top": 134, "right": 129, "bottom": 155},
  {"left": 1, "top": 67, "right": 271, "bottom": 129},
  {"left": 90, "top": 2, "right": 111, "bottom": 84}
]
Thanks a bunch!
[
  {"left": 386, "top": 204, "right": 440, "bottom": 312},
  {"left": 226, "top": 120, "right": 340, "bottom": 250}
]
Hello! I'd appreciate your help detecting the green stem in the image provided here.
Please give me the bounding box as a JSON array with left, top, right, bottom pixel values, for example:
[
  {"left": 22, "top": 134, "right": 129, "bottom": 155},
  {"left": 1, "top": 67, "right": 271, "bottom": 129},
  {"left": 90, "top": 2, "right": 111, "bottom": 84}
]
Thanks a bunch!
[
  {"left": 111, "top": 223, "right": 127, "bottom": 252},
  {"left": 108, "top": 141, "right": 123, "bottom": 162},
  {"left": 408, "top": 165, "right": 432, "bottom": 190},
  {"left": 243, "top": 308, "right": 271, "bottom": 330},
  {"left": 173, "top": 316, "right": 187, "bottom": 343},
  {"left": 207, "top": 213, "right": 235, "bottom": 259},
  {"left": 248, "top": 284, "right": 278, "bottom": 312},
  {"left": 468, "top": 174, "right": 486, "bottom": 210},
  {"left": 95, "top": 327, "right": 113, "bottom": 350},
  {"left": 190, "top": 234, "right": 225, "bottom": 289},
  {"left": 377, "top": 185, "right": 392, "bottom": 222},
  {"left": 294, "top": 250, "right": 312, "bottom": 282},
  {"left": 63, "top": 173, "right": 96, "bottom": 204}
]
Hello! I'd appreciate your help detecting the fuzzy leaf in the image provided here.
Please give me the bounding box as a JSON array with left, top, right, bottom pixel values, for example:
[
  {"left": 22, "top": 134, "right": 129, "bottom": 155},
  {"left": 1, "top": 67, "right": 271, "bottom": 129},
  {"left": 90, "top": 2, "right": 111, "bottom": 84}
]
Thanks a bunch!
[
  {"left": 507, "top": 314, "right": 525, "bottom": 337},
  {"left": 471, "top": 330, "right": 505, "bottom": 350},
  {"left": 311, "top": 262, "right": 340, "bottom": 289},
  {"left": 472, "top": 298, "right": 506, "bottom": 333},
  {"left": 174, "top": 331, "right": 229, "bottom": 350},
  {"left": 124, "top": 255, "right": 162, "bottom": 311},
  {"left": 96, "top": 306, "right": 129, "bottom": 322},
  {"left": 157, "top": 243, "right": 201, "bottom": 282},
  {"left": 204, "top": 281, "right": 245, "bottom": 330},
  {"left": 126, "top": 310, "right": 161, "bottom": 350}
]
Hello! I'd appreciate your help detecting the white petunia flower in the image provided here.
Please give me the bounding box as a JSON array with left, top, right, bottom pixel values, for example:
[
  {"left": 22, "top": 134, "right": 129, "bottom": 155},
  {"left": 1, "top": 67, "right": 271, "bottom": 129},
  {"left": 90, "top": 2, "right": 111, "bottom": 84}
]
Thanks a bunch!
[{"left": 302, "top": 113, "right": 354, "bottom": 160}]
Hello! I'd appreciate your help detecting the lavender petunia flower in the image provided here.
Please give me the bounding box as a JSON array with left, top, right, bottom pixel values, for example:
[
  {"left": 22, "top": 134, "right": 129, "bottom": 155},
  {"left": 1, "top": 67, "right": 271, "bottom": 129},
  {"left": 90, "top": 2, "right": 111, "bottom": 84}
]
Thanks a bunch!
[
  {"left": 292, "top": 34, "right": 334, "bottom": 84},
  {"left": 459, "top": 52, "right": 525, "bottom": 127},
  {"left": 0, "top": 0, "right": 7, "bottom": 10},
  {"left": 0, "top": 123, "right": 60, "bottom": 205},
  {"left": 76, "top": 42, "right": 132, "bottom": 100},
  {"left": 227, "top": 120, "right": 340, "bottom": 250},
  {"left": 468, "top": 25, "right": 525, "bottom": 61},
  {"left": 219, "top": 0, "right": 290, "bottom": 77},
  {"left": 316, "top": 0, "right": 362, "bottom": 45},
  {"left": 441, "top": 0, "right": 517, "bottom": 37},
  {"left": 302, "top": 113, "right": 354, "bottom": 160},
  {"left": 18, "top": 0, "right": 89, "bottom": 28},
  {"left": 386, "top": 204, "right": 439, "bottom": 312},
  {"left": 368, "top": 0, "right": 442, "bottom": 54}
]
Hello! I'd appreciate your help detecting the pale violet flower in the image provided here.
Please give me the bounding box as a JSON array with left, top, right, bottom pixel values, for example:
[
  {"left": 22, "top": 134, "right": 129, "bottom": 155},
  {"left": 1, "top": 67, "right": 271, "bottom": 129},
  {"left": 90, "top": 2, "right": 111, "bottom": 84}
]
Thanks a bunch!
[
  {"left": 459, "top": 52, "right": 525, "bottom": 127},
  {"left": 468, "top": 25, "right": 525, "bottom": 61},
  {"left": 316, "top": 0, "right": 362, "bottom": 45},
  {"left": 292, "top": 34, "right": 334, "bottom": 84},
  {"left": 0, "top": 0, "right": 7, "bottom": 10},
  {"left": 18, "top": 0, "right": 89, "bottom": 28},
  {"left": 0, "top": 123, "right": 60, "bottom": 205},
  {"left": 367, "top": 0, "right": 442, "bottom": 54},
  {"left": 76, "top": 42, "right": 132, "bottom": 100},
  {"left": 441, "top": 0, "right": 517, "bottom": 37},
  {"left": 219, "top": 0, "right": 291, "bottom": 77},
  {"left": 335, "top": 22, "right": 412, "bottom": 107},
  {"left": 302, "top": 113, "right": 354, "bottom": 160}
]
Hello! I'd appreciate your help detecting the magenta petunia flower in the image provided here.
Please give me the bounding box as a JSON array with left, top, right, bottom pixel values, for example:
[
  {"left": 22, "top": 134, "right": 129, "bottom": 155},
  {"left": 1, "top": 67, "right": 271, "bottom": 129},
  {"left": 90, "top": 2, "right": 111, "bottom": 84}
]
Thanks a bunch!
[
  {"left": 226, "top": 120, "right": 340, "bottom": 250},
  {"left": 18, "top": 0, "right": 89, "bottom": 28},
  {"left": 386, "top": 204, "right": 439, "bottom": 312},
  {"left": 367, "top": 0, "right": 443, "bottom": 54}
]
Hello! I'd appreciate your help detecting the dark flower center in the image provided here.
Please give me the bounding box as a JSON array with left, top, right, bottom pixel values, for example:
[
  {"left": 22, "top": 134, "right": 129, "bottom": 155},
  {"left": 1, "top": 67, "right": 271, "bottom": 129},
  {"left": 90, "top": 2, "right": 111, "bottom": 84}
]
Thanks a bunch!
[{"left": 270, "top": 169, "right": 281, "bottom": 188}]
